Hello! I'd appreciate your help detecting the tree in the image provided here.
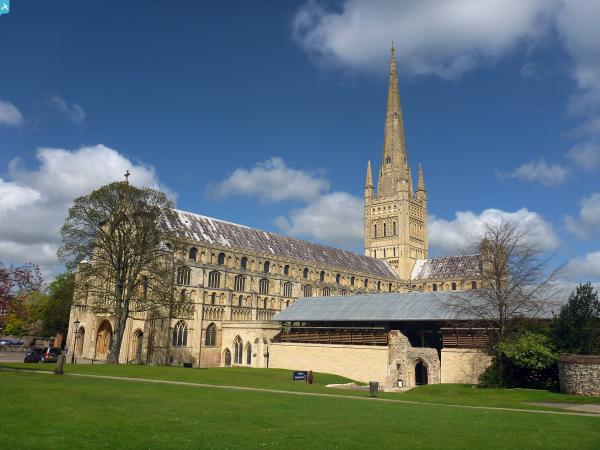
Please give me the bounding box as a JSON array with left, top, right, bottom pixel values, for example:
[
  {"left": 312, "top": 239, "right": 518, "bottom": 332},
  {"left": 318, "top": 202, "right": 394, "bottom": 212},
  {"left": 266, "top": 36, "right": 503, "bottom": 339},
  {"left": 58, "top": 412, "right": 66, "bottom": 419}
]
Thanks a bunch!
[
  {"left": 36, "top": 273, "right": 75, "bottom": 337},
  {"left": 450, "top": 221, "right": 561, "bottom": 381},
  {"left": 0, "top": 263, "right": 43, "bottom": 334},
  {"left": 59, "top": 181, "right": 188, "bottom": 364},
  {"left": 551, "top": 283, "right": 600, "bottom": 355}
]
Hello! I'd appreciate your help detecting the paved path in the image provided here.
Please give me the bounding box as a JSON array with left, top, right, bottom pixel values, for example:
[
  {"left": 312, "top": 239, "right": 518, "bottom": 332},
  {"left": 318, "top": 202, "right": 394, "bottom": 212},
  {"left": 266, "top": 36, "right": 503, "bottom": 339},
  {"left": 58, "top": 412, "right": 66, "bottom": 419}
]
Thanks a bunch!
[{"left": 3, "top": 367, "right": 599, "bottom": 418}]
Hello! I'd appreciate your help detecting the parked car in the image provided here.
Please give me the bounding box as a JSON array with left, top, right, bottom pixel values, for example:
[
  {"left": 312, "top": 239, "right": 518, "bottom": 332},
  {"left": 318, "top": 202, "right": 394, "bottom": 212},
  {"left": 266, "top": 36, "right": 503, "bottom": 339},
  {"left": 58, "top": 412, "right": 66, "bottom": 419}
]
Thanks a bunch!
[
  {"left": 39, "top": 347, "right": 62, "bottom": 363},
  {"left": 24, "top": 348, "right": 45, "bottom": 363},
  {"left": 0, "top": 339, "right": 24, "bottom": 346}
]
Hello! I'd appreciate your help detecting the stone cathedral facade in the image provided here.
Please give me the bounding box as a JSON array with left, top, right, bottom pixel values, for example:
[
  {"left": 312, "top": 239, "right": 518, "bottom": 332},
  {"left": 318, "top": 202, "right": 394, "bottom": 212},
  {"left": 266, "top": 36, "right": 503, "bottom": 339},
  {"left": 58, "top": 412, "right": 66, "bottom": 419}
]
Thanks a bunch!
[{"left": 67, "top": 48, "right": 480, "bottom": 368}]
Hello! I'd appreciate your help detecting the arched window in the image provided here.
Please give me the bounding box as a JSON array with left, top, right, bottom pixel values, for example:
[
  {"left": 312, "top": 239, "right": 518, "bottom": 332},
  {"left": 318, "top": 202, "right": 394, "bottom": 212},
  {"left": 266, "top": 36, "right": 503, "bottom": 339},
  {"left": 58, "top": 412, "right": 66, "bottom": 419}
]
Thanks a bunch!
[
  {"left": 322, "top": 287, "right": 331, "bottom": 296},
  {"left": 432, "top": 284, "right": 438, "bottom": 292},
  {"left": 245, "top": 342, "right": 252, "bottom": 365},
  {"left": 364, "top": 278, "right": 368, "bottom": 288},
  {"left": 238, "top": 295, "right": 243, "bottom": 306},
  {"left": 283, "top": 265, "right": 290, "bottom": 276},
  {"left": 283, "top": 282, "right": 293, "bottom": 298},
  {"left": 335, "top": 274, "right": 341, "bottom": 285},
  {"left": 233, "top": 336, "right": 243, "bottom": 364},
  {"left": 240, "top": 257, "right": 248, "bottom": 270},
  {"left": 285, "top": 300, "right": 290, "bottom": 307},
  {"left": 234, "top": 275, "right": 245, "bottom": 292},
  {"left": 471, "top": 281, "right": 477, "bottom": 290},
  {"left": 351, "top": 276, "right": 355, "bottom": 286},
  {"left": 303, "top": 268, "right": 309, "bottom": 279},
  {"left": 210, "top": 292, "right": 217, "bottom": 305},
  {"left": 179, "top": 289, "right": 187, "bottom": 302},
  {"left": 393, "top": 222, "right": 397, "bottom": 236},
  {"left": 172, "top": 321, "right": 188, "bottom": 347},
  {"left": 377, "top": 281, "right": 381, "bottom": 291},
  {"left": 341, "top": 290, "right": 348, "bottom": 296},
  {"left": 263, "top": 261, "right": 270, "bottom": 273},
  {"left": 384, "top": 249, "right": 386, "bottom": 257},
  {"left": 320, "top": 271, "right": 325, "bottom": 282},
  {"left": 383, "top": 223, "right": 387, "bottom": 237},
  {"left": 189, "top": 247, "right": 198, "bottom": 261},
  {"left": 389, "top": 283, "right": 393, "bottom": 292},
  {"left": 217, "top": 252, "right": 226, "bottom": 265},
  {"left": 385, "top": 156, "right": 391, "bottom": 164},
  {"left": 205, "top": 323, "right": 217, "bottom": 347},
  {"left": 374, "top": 224, "right": 377, "bottom": 238},
  {"left": 303, "top": 285, "right": 312, "bottom": 297},
  {"left": 452, "top": 282, "right": 457, "bottom": 291},
  {"left": 259, "top": 278, "right": 269, "bottom": 295},
  {"left": 177, "top": 267, "right": 191, "bottom": 285},
  {"left": 208, "top": 271, "right": 221, "bottom": 288}
]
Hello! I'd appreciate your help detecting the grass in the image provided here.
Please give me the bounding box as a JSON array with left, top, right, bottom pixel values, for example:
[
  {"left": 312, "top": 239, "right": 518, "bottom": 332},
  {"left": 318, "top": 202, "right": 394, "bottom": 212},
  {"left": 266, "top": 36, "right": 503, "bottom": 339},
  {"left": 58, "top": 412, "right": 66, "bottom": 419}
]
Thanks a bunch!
[
  {"left": 1, "top": 370, "right": 599, "bottom": 449},
  {"left": 2, "top": 362, "right": 600, "bottom": 411}
]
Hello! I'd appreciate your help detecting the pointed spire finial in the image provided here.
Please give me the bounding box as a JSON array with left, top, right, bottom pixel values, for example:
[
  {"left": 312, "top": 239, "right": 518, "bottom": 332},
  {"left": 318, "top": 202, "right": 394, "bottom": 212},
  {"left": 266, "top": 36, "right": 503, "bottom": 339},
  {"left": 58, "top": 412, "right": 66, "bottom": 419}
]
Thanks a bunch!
[
  {"left": 365, "top": 160, "right": 373, "bottom": 188},
  {"left": 417, "top": 163, "right": 425, "bottom": 191}
]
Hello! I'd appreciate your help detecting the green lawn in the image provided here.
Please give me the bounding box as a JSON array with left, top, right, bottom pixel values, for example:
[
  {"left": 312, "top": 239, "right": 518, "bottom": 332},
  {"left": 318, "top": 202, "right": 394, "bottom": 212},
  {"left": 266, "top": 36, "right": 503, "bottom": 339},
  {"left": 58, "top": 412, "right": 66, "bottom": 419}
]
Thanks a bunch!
[
  {"left": 2, "top": 362, "right": 600, "bottom": 411},
  {"left": 1, "top": 370, "right": 599, "bottom": 449}
]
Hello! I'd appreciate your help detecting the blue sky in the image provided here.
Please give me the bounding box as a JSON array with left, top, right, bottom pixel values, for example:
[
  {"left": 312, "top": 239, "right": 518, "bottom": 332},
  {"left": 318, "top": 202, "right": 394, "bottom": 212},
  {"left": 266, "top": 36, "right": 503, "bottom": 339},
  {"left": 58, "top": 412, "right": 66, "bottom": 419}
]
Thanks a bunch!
[{"left": 1, "top": 0, "right": 599, "bottom": 281}]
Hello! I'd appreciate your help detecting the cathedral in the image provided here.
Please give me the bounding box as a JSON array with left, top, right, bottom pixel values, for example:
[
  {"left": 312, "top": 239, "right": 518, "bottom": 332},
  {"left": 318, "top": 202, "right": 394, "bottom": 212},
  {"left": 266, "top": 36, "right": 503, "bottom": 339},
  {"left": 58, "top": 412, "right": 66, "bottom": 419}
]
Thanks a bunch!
[{"left": 67, "top": 48, "right": 480, "bottom": 373}]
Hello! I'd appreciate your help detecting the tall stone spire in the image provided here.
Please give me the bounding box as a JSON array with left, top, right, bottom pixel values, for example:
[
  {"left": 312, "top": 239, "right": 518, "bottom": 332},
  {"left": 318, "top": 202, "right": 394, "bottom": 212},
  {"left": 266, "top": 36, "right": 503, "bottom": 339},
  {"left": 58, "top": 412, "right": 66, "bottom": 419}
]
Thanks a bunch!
[{"left": 378, "top": 46, "right": 409, "bottom": 197}]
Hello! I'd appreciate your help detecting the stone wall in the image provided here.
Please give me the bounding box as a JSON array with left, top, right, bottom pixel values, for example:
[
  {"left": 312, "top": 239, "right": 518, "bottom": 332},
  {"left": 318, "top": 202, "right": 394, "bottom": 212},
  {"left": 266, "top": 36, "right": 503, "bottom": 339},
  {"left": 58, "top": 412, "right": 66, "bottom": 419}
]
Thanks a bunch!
[
  {"left": 385, "top": 330, "right": 440, "bottom": 389},
  {"left": 269, "top": 342, "right": 389, "bottom": 384},
  {"left": 441, "top": 348, "right": 491, "bottom": 384},
  {"left": 558, "top": 354, "right": 600, "bottom": 396}
]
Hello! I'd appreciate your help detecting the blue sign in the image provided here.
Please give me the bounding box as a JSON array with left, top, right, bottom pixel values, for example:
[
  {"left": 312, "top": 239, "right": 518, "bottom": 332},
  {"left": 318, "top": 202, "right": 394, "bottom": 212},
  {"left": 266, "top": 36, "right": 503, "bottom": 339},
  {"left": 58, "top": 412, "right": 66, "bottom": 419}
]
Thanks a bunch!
[
  {"left": 292, "top": 370, "right": 307, "bottom": 381},
  {"left": 0, "top": 1, "right": 9, "bottom": 16}
]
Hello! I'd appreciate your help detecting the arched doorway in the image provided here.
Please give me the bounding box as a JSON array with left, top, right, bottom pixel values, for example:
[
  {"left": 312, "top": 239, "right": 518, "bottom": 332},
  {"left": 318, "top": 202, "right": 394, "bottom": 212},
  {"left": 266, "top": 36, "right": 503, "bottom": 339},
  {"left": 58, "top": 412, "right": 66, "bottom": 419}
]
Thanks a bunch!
[
  {"left": 223, "top": 348, "right": 232, "bottom": 367},
  {"left": 130, "top": 329, "right": 143, "bottom": 363},
  {"left": 75, "top": 327, "right": 85, "bottom": 357},
  {"left": 95, "top": 320, "right": 113, "bottom": 360},
  {"left": 415, "top": 360, "right": 428, "bottom": 385}
]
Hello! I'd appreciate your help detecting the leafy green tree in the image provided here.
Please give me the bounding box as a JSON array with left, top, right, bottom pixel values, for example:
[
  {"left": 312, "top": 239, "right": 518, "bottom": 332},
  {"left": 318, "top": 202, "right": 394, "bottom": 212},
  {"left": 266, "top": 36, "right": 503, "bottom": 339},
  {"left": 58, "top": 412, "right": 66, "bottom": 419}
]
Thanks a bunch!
[
  {"left": 481, "top": 332, "right": 558, "bottom": 389},
  {"left": 58, "top": 181, "right": 187, "bottom": 364},
  {"left": 551, "top": 283, "right": 600, "bottom": 355},
  {"left": 34, "top": 273, "right": 75, "bottom": 337}
]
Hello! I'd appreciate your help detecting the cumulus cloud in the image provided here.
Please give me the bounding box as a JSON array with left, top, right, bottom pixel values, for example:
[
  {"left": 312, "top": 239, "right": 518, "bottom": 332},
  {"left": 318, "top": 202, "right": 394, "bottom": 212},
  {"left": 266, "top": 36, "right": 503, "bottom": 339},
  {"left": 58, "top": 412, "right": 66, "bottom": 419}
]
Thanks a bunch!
[
  {"left": 565, "top": 193, "right": 600, "bottom": 239},
  {"left": 275, "top": 192, "right": 363, "bottom": 249},
  {"left": 429, "top": 208, "right": 560, "bottom": 255},
  {"left": 564, "top": 251, "right": 600, "bottom": 281},
  {"left": 567, "top": 141, "right": 600, "bottom": 171},
  {"left": 0, "top": 145, "right": 167, "bottom": 275},
  {"left": 209, "top": 157, "right": 329, "bottom": 203},
  {"left": 293, "top": 0, "right": 557, "bottom": 79},
  {"left": 498, "top": 160, "right": 569, "bottom": 186},
  {"left": 0, "top": 99, "right": 24, "bottom": 127},
  {"left": 48, "top": 95, "right": 86, "bottom": 124}
]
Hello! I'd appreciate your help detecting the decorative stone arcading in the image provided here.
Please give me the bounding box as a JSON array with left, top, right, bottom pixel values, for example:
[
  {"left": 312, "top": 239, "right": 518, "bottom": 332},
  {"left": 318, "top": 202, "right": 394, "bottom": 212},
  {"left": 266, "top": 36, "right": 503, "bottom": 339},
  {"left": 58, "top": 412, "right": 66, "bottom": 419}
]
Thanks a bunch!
[
  {"left": 558, "top": 354, "right": 600, "bottom": 396},
  {"left": 385, "top": 330, "right": 441, "bottom": 389}
]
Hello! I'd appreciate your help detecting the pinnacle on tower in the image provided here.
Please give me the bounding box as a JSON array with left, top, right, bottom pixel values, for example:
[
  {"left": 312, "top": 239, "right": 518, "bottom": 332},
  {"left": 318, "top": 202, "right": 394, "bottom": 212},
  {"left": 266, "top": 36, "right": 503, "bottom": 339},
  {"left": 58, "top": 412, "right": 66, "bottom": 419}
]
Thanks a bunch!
[
  {"left": 417, "top": 163, "right": 425, "bottom": 191},
  {"left": 365, "top": 160, "right": 373, "bottom": 188}
]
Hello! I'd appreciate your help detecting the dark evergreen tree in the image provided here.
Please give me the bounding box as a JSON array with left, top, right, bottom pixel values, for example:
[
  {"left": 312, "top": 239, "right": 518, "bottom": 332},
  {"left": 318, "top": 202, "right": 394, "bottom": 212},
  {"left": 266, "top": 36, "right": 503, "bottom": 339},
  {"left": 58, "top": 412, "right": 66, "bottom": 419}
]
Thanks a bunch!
[{"left": 551, "top": 283, "right": 600, "bottom": 355}]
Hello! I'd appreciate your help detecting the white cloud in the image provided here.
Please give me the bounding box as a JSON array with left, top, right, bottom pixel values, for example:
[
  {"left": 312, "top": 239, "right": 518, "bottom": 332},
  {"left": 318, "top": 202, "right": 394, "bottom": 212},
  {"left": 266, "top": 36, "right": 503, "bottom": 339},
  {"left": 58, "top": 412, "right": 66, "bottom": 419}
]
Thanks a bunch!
[
  {"left": 565, "top": 193, "right": 600, "bottom": 240},
  {"left": 567, "top": 141, "right": 600, "bottom": 170},
  {"left": 48, "top": 95, "right": 86, "bottom": 124},
  {"left": 564, "top": 251, "right": 600, "bottom": 281},
  {"left": 429, "top": 208, "right": 560, "bottom": 255},
  {"left": 0, "top": 145, "right": 166, "bottom": 275},
  {"left": 0, "top": 179, "right": 41, "bottom": 215},
  {"left": 555, "top": 1, "right": 600, "bottom": 120},
  {"left": 499, "top": 160, "right": 569, "bottom": 186},
  {"left": 0, "top": 99, "right": 24, "bottom": 127},
  {"left": 209, "top": 157, "right": 329, "bottom": 203},
  {"left": 275, "top": 192, "right": 363, "bottom": 249},
  {"left": 293, "top": 0, "right": 557, "bottom": 79}
]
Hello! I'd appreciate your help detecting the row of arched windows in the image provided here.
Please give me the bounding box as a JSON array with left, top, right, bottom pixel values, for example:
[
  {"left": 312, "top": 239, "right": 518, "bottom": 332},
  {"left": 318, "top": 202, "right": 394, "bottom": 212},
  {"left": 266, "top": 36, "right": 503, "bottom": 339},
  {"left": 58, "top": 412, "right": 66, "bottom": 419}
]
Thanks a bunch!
[
  {"left": 373, "top": 221, "right": 397, "bottom": 238},
  {"left": 232, "top": 336, "right": 252, "bottom": 366}
]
